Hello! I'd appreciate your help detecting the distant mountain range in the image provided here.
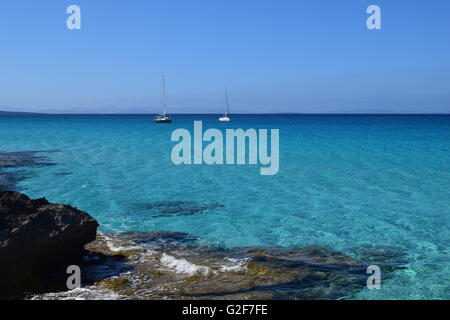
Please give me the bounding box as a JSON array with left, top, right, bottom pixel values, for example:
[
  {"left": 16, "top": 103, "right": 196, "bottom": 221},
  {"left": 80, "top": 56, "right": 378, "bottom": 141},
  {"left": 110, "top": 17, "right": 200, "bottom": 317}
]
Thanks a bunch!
[{"left": 0, "top": 110, "right": 44, "bottom": 115}]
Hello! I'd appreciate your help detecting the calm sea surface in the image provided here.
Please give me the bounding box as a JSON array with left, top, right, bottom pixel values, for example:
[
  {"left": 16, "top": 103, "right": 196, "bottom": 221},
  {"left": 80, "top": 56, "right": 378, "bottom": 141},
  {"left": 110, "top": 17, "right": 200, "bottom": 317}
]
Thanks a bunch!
[{"left": 1, "top": 114, "right": 449, "bottom": 299}]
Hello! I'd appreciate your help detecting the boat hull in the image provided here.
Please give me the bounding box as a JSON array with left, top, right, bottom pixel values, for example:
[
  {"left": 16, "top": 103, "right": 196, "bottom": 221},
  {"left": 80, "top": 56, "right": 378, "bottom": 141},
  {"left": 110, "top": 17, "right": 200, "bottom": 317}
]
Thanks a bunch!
[{"left": 154, "top": 118, "right": 172, "bottom": 123}]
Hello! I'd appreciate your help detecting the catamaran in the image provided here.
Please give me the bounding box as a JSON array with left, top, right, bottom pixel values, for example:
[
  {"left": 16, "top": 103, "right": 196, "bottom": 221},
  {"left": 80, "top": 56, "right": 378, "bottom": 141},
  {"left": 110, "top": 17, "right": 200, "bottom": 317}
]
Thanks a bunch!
[
  {"left": 154, "top": 76, "right": 172, "bottom": 123},
  {"left": 218, "top": 89, "right": 231, "bottom": 122}
]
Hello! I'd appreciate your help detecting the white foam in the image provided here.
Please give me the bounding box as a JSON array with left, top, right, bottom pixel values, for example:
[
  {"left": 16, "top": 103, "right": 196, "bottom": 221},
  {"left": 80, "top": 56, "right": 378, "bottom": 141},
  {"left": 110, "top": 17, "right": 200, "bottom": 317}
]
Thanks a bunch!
[
  {"left": 101, "top": 233, "right": 141, "bottom": 252},
  {"left": 160, "top": 253, "right": 212, "bottom": 276},
  {"left": 31, "top": 287, "right": 124, "bottom": 300},
  {"left": 219, "top": 257, "right": 248, "bottom": 272}
]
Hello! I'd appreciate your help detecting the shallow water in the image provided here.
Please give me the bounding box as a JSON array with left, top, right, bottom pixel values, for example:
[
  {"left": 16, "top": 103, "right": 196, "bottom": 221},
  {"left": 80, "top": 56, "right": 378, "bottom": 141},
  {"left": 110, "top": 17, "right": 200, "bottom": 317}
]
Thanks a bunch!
[{"left": 1, "top": 114, "right": 449, "bottom": 299}]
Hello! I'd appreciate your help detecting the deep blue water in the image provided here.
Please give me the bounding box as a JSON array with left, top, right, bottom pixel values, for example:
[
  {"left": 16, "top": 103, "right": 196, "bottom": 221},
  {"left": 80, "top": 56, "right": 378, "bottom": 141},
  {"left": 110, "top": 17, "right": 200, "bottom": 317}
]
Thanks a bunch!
[{"left": 1, "top": 114, "right": 449, "bottom": 299}]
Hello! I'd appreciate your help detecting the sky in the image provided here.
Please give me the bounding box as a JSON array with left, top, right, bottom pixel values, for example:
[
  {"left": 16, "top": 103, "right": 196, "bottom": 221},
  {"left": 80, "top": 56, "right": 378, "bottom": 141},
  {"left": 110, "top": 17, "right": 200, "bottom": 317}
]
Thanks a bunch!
[{"left": 0, "top": 0, "right": 449, "bottom": 114}]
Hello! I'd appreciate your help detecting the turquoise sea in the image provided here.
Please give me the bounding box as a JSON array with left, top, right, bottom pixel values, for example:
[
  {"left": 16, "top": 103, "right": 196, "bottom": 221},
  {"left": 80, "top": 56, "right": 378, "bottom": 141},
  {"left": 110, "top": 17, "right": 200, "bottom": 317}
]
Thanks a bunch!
[{"left": 1, "top": 114, "right": 449, "bottom": 299}]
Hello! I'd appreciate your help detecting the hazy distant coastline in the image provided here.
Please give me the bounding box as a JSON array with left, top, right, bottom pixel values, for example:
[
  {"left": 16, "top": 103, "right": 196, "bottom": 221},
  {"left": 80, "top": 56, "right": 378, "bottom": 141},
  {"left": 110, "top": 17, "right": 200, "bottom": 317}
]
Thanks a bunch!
[
  {"left": 0, "top": 110, "right": 45, "bottom": 115},
  {"left": 1, "top": 110, "right": 449, "bottom": 115},
  {"left": 2, "top": 111, "right": 450, "bottom": 116}
]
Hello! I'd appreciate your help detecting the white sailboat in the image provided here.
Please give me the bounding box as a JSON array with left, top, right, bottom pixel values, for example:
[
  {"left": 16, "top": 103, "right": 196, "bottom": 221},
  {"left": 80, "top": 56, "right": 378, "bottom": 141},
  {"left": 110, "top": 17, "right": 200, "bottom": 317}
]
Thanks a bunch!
[
  {"left": 218, "top": 89, "right": 231, "bottom": 122},
  {"left": 154, "top": 76, "right": 172, "bottom": 123}
]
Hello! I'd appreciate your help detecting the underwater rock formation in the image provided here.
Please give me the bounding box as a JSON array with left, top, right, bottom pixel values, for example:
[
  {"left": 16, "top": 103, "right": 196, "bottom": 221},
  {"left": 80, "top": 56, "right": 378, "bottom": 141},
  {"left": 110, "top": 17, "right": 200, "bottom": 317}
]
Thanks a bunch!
[
  {"left": 0, "top": 151, "right": 56, "bottom": 168},
  {"left": 0, "top": 192, "right": 406, "bottom": 300},
  {"left": 31, "top": 231, "right": 371, "bottom": 300},
  {"left": 133, "top": 201, "right": 224, "bottom": 217},
  {"left": 0, "top": 151, "right": 57, "bottom": 191}
]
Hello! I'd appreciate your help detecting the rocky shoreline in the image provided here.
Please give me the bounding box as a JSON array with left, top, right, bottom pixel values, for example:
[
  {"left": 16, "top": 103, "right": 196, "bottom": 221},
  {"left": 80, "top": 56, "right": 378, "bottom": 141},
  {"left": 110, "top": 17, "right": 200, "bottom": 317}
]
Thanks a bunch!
[
  {"left": 0, "top": 191, "right": 98, "bottom": 298},
  {"left": 1, "top": 191, "right": 405, "bottom": 300}
]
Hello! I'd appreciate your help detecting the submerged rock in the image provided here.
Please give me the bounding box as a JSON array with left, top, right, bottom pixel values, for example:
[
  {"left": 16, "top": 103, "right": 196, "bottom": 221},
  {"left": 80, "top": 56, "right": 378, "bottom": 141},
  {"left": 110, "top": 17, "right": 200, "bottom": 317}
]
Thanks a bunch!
[
  {"left": 349, "top": 246, "right": 408, "bottom": 273},
  {"left": 0, "top": 192, "right": 405, "bottom": 300},
  {"left": 32, "top": 231, "right": 369, "bottom": 300},
  {"left": 0, "top": 171, "right": 30, "bottom": 191},
  {"left": 1, "top": 192, "right": 405, "bottom": 300},
  {"left": 0, "top": 151, "right": 56, "bottom": 168},
  {"left": 0, "top": 151, "right": 57, "bottom": 191},
  {"left": 134, "top": 201, "right": 224, "bottom": 217},
  {"left": 0, "top": 191, "right": 99, "bottom": 299}
]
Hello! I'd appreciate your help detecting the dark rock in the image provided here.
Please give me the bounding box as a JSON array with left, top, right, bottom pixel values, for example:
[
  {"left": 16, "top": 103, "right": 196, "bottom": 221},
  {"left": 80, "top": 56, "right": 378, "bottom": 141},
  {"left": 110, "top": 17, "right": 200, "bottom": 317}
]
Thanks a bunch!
[
  {"left": 0, "top": 191, "right": 99, "bottom": 299},
  {"left": 134, "top": 201, "right": 224, "bottom": 217}
]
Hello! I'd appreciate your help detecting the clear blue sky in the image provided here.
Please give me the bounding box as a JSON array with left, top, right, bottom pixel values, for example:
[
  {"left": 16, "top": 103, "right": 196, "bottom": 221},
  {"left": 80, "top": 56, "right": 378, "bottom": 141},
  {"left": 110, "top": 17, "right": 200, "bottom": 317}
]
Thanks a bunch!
[{"left": 0, "top": 0, "right": 449, "bottom": 113}]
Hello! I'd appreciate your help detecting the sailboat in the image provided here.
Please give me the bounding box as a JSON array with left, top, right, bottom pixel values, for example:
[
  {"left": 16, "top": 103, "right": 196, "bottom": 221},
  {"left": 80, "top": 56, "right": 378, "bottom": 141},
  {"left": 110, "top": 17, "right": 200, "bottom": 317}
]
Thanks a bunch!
[
  {"left": 218, "top": 89, "right": 231, "bottom": 122},
  {"left": 154, "top": 76, "right": 172, "bottom": 123}
]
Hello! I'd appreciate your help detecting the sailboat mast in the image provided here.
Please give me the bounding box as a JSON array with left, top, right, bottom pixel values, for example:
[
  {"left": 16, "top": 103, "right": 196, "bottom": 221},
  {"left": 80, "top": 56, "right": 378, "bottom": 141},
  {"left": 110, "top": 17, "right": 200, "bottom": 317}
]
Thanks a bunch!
[
  {"left": 225, "top": 89, "right": 230, "bottom": 116},
  {"left": 162, "top": 76, "right": 167, "bottom": 116}
]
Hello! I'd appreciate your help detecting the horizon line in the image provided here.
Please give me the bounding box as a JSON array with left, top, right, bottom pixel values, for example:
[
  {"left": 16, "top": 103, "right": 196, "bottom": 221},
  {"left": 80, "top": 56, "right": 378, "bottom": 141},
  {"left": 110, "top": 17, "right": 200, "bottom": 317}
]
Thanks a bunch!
[{"left": 1, "top": 111, "right": 450, "bottom": 116}]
